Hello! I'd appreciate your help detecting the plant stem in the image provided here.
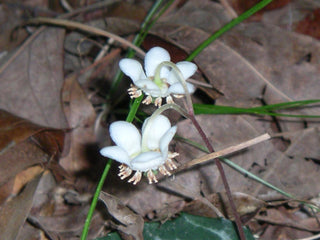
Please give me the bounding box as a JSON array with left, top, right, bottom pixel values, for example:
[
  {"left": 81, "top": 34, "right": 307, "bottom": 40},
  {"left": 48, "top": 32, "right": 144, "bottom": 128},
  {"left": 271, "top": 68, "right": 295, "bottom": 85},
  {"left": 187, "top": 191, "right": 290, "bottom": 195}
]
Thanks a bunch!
[
  {"left": 80, "top": 159, "right": 112, "bottom": 240},
  {"left": 188, "top": 112, "right": 246, "bottom": 240}
]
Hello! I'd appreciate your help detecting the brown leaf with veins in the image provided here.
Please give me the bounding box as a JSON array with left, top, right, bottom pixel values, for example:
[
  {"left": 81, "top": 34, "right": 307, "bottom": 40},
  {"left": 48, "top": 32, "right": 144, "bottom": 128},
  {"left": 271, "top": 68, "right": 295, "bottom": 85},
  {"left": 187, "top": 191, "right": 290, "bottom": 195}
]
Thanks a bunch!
[
  {"left": 183, "top": 192, "right": 265, "bottom": 224},
  {"left": 0, "top": 110, "right": 65, "bottom": 202},
  {"left": 99, "top": 191, "right": 144, "bottom": 240},
  {"left": 0, "top": 27, "right": 68, "bottom": 129}
]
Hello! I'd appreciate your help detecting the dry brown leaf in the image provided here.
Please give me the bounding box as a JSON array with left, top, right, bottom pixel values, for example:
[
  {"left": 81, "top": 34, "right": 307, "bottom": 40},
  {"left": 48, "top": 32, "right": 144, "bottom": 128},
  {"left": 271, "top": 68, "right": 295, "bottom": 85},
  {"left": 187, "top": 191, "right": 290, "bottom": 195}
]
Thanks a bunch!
[
  {"left": 0, "top": 173, "right": 43, "bottom": 240},
  {"left": 256, "top": 206, "right": 320, "bottom": 232},
  {"left": 22, "top": 204, "right": 104, "bottom": 239},
  {"left": 0, "top": 110, "right": 65, "bottom": 203},
  {"left": 107, "top": 1, "right": 148, "bottom": 22},
  {"left": 0, "top": 27, "right": 68, "bottom": 129},
  {"left": 60, "top": 74, "right": 97, "bottom": 172},
  {"left": 99, "top": 191, "right": 144, "bottom": 240},
  {"left": 0, "top": 4, "right": 28, "bottom": 52},
  {"left": 183, "top": 192, "right": 265, "bottom": 224},
  {"left": 12, "top": 165, "right": 44, "bottom": 195},
  {"left": 253, "top": 127, "right": 320, "bottom": 198}
]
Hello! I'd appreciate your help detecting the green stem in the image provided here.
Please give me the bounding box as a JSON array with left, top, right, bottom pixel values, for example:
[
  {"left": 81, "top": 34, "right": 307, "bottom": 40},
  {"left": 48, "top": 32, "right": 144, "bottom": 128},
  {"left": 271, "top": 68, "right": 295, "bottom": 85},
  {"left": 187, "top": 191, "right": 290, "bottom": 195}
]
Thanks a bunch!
[
  {"left": 126, "top": 95, "right": 144, "bottom": 122},
  {"left": 80, "top": 159, "right": 112, "bottom": 240},
  {"left": 221, "top": 158, "right": 294, "bottom": 199},
  {"left": 186, "top": 0, "right": 274, "bottom": 61}
]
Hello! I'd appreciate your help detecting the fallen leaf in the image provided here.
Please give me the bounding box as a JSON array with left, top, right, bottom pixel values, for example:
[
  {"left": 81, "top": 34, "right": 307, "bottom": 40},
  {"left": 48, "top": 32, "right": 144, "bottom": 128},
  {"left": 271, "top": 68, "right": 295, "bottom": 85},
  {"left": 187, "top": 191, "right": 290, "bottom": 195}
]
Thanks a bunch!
[
  {"left": 0, "top": 110, "right": 65, "bottom": 189},
  {"left": 0, "top": 173, "right": 43, "bottom": 240},
  {"left": 60, "top": 74, "right": 97, "bottom": 172},
  {"left": 183, "top": 192, "right": 266, "bottom": 224},
  {"left": 0, "top": 27, "right": 68, "bottom": 129},
  {"left": 256, "top": 206, "right": 320, "bottom": 232},
  {"left": 99, "top": 191, "right": 144, "bottom": 240}
]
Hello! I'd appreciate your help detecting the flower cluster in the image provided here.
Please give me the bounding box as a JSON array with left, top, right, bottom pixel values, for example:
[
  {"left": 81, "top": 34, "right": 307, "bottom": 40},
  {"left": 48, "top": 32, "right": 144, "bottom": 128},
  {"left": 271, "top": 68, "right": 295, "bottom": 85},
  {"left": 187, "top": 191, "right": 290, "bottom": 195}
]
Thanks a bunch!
[
  {"left": 100, "top": 115, "right": 178, "bottom": 184},
  {"left": 119, "top": 47, "right": 197, "bottom": 107},
  {"left": 100, "top": 47, "right": 197, "bottom": 184}
]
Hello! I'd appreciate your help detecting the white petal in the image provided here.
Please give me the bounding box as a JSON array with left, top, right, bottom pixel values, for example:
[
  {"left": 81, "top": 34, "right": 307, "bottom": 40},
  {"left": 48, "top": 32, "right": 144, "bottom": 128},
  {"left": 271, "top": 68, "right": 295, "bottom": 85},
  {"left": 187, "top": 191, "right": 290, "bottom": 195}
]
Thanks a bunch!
[
  {"left": 135, "top": 79, "right": 162, "bottom": 97},
  {"left": 168, "top": 82, "right": 195, "bottom": 94},
  {"left": 119, "top": 59, "right": 146, "bottom": 83},
  {"left": 131, "top": 151, "right": 164, "bottom": 171},
  {"left": 142, "top": 115, "right": 171, "bottom": 151},
  {"left": 109, "top": 121, "right": 141, "bottom": 157},
  {"left": 100, "top": 146, "right": 131, "bottom": 165},
  {"left": 160, "top": 126, "right": 177, "bottom": 158},
  {"left": 144, "top": 47, "right": 170, "bottom": 77},
  {"left": 176, "top": 61, "right": 197, "bottom": 79},
  {"left": 167, "top": 61, "right": 197, "bottom": 85}
]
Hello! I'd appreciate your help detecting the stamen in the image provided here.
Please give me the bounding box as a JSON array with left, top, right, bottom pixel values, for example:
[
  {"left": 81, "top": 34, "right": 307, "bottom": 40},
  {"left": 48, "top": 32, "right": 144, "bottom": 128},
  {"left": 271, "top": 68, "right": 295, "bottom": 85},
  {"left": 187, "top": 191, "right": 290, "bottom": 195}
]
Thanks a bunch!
[
  {"left": 118, "top": 165, "right": 132, "bottom": 179},
  {"left": 128, "top": 85, "right": 142, "bottom": 98},
  {"left": 159, "top": 165, "right": 171, "bottom": 176},
  {"left": 166, "top": 95, "right": 174, "bottom": 104},
  {"left": 128, "top": 171, "right": 142, "bottom": 185},
  {"left": 154, "top": 97, "right": 162, "bottom": 108},
  {"left": 168, "top": 152, "right": 179, "bottom": 159},
  {"left": 142, "top": 95, "right": 152, "bottom": 105},
  {"left": 147, "top": 170, "right": 158, "bottom": 184},
  {"left": 166, "top": 159, "right": 177, "bottom": 170}
]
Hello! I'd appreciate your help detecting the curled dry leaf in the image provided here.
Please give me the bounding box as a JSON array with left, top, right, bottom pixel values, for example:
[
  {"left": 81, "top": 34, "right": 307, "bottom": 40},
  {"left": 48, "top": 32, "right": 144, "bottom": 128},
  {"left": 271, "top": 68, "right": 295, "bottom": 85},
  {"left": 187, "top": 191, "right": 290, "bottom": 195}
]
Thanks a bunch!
[
  {"left": 99, "top": 191, "right": 144, "bottom": 240},
  {"left": 0, "top": 110, "right": 65, "bottom": 202},
  {"left": 182, "top": 192, "right": 266, "bottom": 224}
]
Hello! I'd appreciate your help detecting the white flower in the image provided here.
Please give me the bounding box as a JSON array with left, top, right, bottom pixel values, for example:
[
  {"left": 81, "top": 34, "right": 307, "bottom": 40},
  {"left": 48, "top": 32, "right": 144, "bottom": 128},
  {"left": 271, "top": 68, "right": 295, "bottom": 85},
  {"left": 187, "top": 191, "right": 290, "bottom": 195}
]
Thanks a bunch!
[
  {"left": 100, "top": 115, "right": 179, "bottom": 184},
  {"left": 119, "top": 47, "right": 197, "bottom": 107}
]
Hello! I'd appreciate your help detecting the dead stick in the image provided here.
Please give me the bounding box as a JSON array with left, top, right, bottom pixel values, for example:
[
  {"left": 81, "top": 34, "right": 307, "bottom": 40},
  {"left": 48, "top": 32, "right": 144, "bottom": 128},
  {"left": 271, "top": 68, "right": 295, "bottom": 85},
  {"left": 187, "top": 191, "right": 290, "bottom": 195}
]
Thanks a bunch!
[
  {"left": 183, "top": 133, "right": 271, "bottom": 169},
  {"left": 26, "top": 17, "right": 146, "bottom": 57}
]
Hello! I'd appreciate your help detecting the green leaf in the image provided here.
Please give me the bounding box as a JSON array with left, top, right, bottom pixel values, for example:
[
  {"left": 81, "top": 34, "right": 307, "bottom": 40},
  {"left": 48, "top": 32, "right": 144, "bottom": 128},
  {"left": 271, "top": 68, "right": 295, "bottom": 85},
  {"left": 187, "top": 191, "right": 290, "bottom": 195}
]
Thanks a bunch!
[
  {"left": 96, "top": 213, "right": 255, "bottom": 240},
  {"left": 193, "top": 100, "right": 320, "bottom": 118}
]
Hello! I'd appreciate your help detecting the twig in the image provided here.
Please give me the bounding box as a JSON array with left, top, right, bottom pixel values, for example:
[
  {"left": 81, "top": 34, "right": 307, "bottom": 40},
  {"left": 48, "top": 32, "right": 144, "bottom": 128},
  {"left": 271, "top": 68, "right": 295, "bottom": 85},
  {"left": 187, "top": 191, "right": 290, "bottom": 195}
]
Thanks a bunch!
[
  {"left": 187, "top": 78, "right": 213, "bottom": 88},
  {"left": 26, "top": 17, "right": 146, "bottom": 57},
  {"left": 183, "top": 133, "right": 271, "bottom": 169}
]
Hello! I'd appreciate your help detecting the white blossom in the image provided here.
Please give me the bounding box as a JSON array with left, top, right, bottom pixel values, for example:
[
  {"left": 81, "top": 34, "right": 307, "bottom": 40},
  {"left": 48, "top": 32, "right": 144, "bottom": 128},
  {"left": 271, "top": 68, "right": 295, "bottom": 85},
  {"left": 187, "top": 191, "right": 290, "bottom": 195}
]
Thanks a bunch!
[
  {"left": 119, "top": 47, "right": 197, "bottom": 107},
  {"left": 100, "top": 115, "right": 178, "bottom": 184}
]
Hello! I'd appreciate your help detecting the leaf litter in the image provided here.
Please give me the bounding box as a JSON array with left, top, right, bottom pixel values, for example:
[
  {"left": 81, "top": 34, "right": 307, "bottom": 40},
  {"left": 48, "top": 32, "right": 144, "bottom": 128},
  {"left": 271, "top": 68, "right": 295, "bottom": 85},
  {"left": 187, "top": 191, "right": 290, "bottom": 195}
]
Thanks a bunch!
[{"left": 0, "top": 0, "right": 320, "bottom": 239}]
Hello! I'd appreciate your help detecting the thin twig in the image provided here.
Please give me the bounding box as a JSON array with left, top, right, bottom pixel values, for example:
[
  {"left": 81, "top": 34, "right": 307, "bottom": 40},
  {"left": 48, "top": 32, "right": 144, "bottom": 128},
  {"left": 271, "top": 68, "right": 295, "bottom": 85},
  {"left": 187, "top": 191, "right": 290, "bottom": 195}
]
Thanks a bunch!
[
  {"left": 183, "top": 133, "right": 271, "bottom": 169},
  {"left": 26, "top": 17, "right": 146, "bottom": 57},
  {"left": 187, "top": 78, "right": 213, "bottom": 88}
]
